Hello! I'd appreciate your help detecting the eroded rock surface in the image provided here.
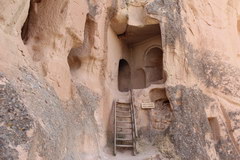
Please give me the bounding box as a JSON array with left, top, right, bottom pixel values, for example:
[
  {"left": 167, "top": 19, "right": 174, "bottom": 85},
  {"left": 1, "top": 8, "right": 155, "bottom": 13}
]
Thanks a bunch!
[{"left": 1, "top": 0, "right": 240, "bottom": 160}]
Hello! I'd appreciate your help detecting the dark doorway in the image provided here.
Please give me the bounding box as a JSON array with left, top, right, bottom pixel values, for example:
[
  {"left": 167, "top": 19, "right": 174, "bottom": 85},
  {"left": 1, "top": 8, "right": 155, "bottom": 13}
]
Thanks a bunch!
[{"left": 118, "top": 59, "right": 131, "bottom": 92}]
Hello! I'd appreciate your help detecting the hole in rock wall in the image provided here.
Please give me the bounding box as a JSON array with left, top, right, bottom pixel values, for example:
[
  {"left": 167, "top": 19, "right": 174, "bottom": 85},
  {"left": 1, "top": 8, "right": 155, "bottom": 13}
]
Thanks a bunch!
[
  {"left": 145, "top": 47, "right": 163, "bottom": 84},
  {"left": 150, "top": 99, "right": 172, "bottom": 131},
  {"left": 149, "top": 89, "right": 172, "bottom": 131},
  {"left": 21, "top": 14, "right": 30, "bottom": 43},
  {"left": 118, "top": 24, "right": 161, "bottom": 45},
  {"left": 67, "top": 48, "right": 82, "bottom": 72},
  {"left": 118, "top": 59, "right": 131, "bottom": 92},
  {"left": 21, "top": 0, "right": 42, "bottom": 44},
  {"left": 114, "top": 24, "right": 164, "bottom": 91},
  {"left": 21, "top": 1, "right": 33, "bottom": 43},
  {"left": 208, "top": 117, "right": 220, "bottom": 142}
]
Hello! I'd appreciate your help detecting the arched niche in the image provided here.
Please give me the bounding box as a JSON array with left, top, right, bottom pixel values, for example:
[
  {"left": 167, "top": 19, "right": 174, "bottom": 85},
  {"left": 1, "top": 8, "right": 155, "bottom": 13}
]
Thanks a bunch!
[
  {"left": 118, "top": 59, "right": 131, "bottom": 92},
  {"left": 144, "top": 47, "right": 163, "bottom": 85},
  {"left": 132, "top": 68, "right": 146, "bottom": 89}
]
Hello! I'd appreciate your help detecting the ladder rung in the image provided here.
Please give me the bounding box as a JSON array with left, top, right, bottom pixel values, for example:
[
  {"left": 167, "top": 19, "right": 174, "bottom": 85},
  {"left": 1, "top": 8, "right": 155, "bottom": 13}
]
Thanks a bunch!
[
  {"left": 117, "top": 105, "right": 130, "bottom": 108},
  {"left": 117, "top": 126, "right": 132, "bottom": 129},
  {"left": 117, "top": 120, "right": 131, "bottom": 123},
  {"left": 116, "top": 102, "right": 130, "bottom": 105},
  {"left": 116, "top": 138, "right": 132, "bottom": 141},
  {"left": 116, "top": 144, "right": 133, "bottom": 148},
  {"left": 116, "top": 115, "right": 131, "bottom": 118},
  {"left": 116, "top": 108, "right": 130, "bottom": 111},
  {"left": 116, "top": 110, "right": 130, "bottom": 113},
  {"left": 117, "top": 131, "right": 132, "bottom": 134}
]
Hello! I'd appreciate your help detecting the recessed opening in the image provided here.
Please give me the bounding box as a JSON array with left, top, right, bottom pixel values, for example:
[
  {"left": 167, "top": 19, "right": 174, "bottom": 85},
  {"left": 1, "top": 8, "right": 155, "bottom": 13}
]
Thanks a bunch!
[
  {"left": 149, "top": 88, "right": 172, "bottom": 131},
  {"left": 21, "top": 0, "right": 41, "bottom": 44},
  {"left": 21, "top": 1, "right": 33, "bottom": 43},
  {"left": 118, "top": 59, "right": 131, "bottom": 92},
  {"left": 118, "top": 24, "right": 161, "bottom": 45},
  {"left": 208, "top": 117, "right": 220, "bottom": 142},
  {"left": 145, "top": 47, "right": 163, "bottom": 85},
  {"left": 116, "top": 24, "right": 164, "bottom": 90},
  {"left": 67, "top": 48, "right": 82, "bottom": 72},
  {"left": 150, "top": 98, "right": 172, "bottom": 131}
]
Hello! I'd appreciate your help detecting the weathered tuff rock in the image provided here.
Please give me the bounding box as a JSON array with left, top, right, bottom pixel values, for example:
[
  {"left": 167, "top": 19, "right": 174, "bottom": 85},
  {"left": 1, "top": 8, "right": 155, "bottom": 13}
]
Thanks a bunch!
[{"left": 1, "top": 0, "right": 240, "bottom": 160}]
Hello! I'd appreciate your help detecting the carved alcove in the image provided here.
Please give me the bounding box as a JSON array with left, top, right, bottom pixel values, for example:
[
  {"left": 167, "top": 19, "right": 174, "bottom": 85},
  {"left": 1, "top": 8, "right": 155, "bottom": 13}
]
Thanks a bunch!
[
  {"left": 144, "top": 47, "right": 164, "bottom": 86},
  {"left": 116, "top": 24, "right": 164, "bottom": 91},
  {"left": 67, "top": 48, "right": 82, "bottom": 72},
  {"left": 118, "top": 59, "right": 131, "bottom": 92},
  {"left": 149, "top": 89, "right": 172, "bottom": 131},
  {"left": 21, "top": 1, "right": 32, "bottom": 43}
]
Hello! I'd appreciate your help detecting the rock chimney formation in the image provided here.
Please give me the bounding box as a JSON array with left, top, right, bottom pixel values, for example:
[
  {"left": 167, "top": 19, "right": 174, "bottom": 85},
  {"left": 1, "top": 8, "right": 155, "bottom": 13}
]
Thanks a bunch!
[{"left": 1, "top": 0, "right": 240, "bottom": 160}]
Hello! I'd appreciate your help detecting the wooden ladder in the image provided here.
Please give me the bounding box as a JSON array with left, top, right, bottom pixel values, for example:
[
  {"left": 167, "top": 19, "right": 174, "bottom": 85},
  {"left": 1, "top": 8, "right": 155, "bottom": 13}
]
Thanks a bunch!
[{"left": 113, "top": 90, "right": 137, "bottom": 156}]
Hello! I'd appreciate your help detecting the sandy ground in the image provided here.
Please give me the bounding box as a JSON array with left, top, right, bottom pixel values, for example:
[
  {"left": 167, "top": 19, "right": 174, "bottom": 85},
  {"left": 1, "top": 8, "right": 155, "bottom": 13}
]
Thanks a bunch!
[{"left": 102, "top": 145, "right": 162, "bottom": 160}]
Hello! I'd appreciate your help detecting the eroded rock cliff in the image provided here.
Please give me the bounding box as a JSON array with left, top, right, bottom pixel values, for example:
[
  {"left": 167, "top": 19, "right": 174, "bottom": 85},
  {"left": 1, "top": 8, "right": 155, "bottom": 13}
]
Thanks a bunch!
[{"left": 1, "top": 0, "right": 240, "bottom": 160}]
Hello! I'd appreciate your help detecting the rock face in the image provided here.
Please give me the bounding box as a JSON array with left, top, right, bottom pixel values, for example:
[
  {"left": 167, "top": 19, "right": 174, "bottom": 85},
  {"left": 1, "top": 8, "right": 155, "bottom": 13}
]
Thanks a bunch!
[{"left": 1, "top": 0, "right": 240, "bottom": 160}]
